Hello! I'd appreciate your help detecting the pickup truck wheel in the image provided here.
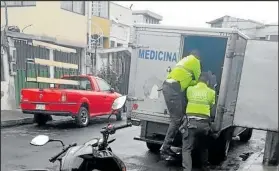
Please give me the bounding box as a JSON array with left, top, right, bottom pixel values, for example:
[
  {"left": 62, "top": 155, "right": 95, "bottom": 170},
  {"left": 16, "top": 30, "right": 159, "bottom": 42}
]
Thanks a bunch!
[
  {"left": 116, "top": 111, "right": 122, "bottom": 121},
  {"left": 76, "top": 107, "right": 90, "bottom": 127},
  {"left": 239, "top": 128, "right": 253, "bottom": 142},
  {"left": 34, "top": 114, "right": 49, "bottom": 126},
  {"left": 146, "top": 142, "right": 161, "bottom": 153}
]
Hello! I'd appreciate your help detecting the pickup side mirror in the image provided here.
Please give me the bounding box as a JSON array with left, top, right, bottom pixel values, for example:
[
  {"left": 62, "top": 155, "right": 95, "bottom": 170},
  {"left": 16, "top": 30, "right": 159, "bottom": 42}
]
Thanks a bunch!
[{"left": 110, "top": 88, "right": 115, "bottom": 93}]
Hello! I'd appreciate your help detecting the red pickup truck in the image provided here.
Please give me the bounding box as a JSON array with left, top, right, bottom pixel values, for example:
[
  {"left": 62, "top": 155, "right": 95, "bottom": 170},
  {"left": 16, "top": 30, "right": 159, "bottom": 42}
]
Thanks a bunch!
[{"left": 20, "top": 75, "right": 122, "bottom": 127}]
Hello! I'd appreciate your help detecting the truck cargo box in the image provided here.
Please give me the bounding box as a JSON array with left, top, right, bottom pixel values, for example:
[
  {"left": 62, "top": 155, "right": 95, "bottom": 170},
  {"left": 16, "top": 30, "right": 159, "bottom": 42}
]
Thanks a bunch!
[{"left": 128, "top": 24, "right": 249, "bottom": 132}]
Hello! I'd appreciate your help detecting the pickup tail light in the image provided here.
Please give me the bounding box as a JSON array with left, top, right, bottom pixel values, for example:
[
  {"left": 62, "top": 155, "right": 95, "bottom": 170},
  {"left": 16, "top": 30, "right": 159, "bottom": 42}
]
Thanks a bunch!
[
  {"left": 61, "top": 93, "right": 67, "bottom": 102},
  {"left": 132, "top": 103, "right": 138, "bottom": 110}
]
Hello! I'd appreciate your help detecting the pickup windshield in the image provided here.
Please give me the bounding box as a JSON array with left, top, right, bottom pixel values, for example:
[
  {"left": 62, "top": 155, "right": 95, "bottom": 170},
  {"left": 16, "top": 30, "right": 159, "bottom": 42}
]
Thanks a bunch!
[{"left": 58, "top": 77, "right": 92, "bottom": 90}]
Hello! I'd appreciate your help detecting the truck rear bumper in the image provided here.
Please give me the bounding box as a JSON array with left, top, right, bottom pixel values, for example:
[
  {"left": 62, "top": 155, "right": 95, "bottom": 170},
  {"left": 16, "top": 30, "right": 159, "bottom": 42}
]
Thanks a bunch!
[
  {"left": 22, "top": 110, "right": 73, "bottom": 117},
  {"left": 131, "top": 110, "right": 170, "bottom": 124},
  {"left": 134, "top": 136, "right": 163, "bottom": 145}
]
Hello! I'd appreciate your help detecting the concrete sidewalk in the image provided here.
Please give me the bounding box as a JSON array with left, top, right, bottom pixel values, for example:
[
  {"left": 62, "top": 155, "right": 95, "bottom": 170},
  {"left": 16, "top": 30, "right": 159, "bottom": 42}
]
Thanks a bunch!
[
  {"left": 237, "top": 150, "right": 278, "bottom": 171},
  {"left": 1, "top": 110, "right": 34, "bottom": 128}
]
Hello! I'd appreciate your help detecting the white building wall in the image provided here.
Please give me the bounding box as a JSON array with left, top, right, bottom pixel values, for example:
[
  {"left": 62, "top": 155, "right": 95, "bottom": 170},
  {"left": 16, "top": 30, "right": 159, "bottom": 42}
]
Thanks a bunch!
[
  {"left": 109, "top": 2, "right": 132, "bottom": 47},
  {"left": 1, "top": 39, "right": 17, "bottom": 110},
  {"left": 110, "top": 2, "right": 132, "bottom": 25},
  {"left": 133, "top": 14, "right": 145, "bottom": 24},
  {"left": 110, "top": 23, "right": 130, "bottom": 47}
]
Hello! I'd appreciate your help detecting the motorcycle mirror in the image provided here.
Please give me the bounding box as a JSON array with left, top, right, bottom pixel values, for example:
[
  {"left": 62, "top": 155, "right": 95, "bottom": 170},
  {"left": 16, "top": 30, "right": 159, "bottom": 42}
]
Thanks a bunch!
[
  {"left": 111, "top": 95, "right": 127, "bottom": 110},
  {"left": 30, "top": 135, "right": 50, "bottom": 146}
]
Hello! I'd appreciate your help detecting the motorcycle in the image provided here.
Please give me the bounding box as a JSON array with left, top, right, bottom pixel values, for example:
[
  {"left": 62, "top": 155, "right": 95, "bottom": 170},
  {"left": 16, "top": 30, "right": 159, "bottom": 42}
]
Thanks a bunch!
[{"left": 21, "top": 95, "right": 132, "bottom": 171}]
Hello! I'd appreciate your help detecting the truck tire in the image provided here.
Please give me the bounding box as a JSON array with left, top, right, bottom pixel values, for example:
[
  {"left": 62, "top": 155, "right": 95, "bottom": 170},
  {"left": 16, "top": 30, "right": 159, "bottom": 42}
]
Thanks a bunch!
[
  {"left": 209, "top": 128, "right": 233, "bottom": 165},
  {"left": 34, "top": 114, "right": 50, "bottom": 126},
  {"left": 76, "top": 107, "right": 90, "bottom": 127},
  {"left": 239, "top": 128, "right": 253, "bottom": 142},
  {"left": 116, "top": 111, "right": 122, "bottom": 121},
  {"left": 146, "top": 142, "right": 161, "bottom": 153}
]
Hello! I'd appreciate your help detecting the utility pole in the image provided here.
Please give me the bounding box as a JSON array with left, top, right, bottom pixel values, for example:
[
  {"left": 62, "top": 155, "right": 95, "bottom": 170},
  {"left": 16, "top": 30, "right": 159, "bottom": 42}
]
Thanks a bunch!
[
  {"left": 85, "top": 1, "right": 92, "bottom": 75},
  {"left": 94, "top": 41, "right": 97, "bottom": 74},
  {"left": 90, "top": 40, "right": 97, "bottom": 75}
]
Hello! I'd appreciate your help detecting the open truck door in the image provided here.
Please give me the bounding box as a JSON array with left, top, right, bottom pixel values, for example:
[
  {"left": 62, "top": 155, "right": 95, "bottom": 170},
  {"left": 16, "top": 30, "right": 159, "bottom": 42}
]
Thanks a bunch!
[{"left": 233, "top": 39, "right": 278, "bottom": 132}]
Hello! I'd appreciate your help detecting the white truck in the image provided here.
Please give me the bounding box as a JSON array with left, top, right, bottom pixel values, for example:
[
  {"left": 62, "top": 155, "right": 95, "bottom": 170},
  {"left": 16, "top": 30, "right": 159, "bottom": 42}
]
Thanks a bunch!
[{"left": 127, "top": 24, "right": 278, "bottom": 164}]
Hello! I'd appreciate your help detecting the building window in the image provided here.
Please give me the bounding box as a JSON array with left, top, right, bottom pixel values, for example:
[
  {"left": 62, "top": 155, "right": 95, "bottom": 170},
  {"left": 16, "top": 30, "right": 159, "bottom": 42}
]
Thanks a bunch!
[
  {"left": 1, "top": 1, "right": 36, "bottom": 7},
  {"left": 269, "top": 35, "right": 278, "bottom": 42},
  {"left": 110, "top": 41, "right": 115, "bottom": 48},
  {"left": 92, "top": 1, "right": 109, "bottom": 19},
  {"left": 117, "top": 43, "right": 123, "bottom": 47},
  {"left": 61, "top": 1, "right": 85, "bottom": 15}
]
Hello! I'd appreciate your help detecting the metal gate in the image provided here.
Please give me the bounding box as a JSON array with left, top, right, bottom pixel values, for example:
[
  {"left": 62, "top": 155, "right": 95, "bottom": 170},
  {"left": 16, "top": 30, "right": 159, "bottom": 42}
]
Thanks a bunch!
[
  {"left": 14, "top": 40, "right": 82, "bottom": 107},
  {"left": 97, "top": 51, "right": 131, "bottom": 95},
  {"left": 14, "top": 39, "right": 50, "bottom": 107},
  {"left": 54, "top": 49, "right": 81, "bottom": 79}
]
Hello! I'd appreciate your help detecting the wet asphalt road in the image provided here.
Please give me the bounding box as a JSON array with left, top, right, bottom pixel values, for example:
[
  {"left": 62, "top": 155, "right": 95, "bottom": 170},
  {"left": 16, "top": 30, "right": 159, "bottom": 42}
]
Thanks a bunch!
[{"left": 1, "top": 116, "right": 266, "bottom": 171}]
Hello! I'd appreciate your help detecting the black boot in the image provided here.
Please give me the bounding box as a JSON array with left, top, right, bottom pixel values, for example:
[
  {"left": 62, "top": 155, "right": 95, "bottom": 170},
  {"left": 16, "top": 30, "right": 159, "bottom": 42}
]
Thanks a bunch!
[
  {"left": 201, "top": 166, "right": 210, "bottom": 171},
  {"left": 160, "top": 148, "right": 179, "bottom": 159}
]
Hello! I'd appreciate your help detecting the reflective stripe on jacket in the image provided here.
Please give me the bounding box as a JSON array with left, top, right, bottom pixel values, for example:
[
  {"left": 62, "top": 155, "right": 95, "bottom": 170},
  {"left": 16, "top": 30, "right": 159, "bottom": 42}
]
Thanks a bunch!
[
  {"left": 167, "top": 55, "right": 201, "bottom": 91},
  {"left": 186, "top": 82, "right": 216, "bottom": 116}
]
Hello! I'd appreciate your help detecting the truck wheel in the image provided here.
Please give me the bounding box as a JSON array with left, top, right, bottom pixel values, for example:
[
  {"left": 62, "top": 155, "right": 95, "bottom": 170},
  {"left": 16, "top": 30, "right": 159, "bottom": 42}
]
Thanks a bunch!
[
  {"left": 116, "top": 111, "right": 122, "bottom": 121},
  {"left": 239, "top": 128, "right": 253, "bottom": 142},
  {"left": 76, "top": 107, "right": 90, "bottom": 127},
  {"left": 146, "top": 142, "right": 161, "bottom": 153},
  {"left": 209, "top": 128, "right": 233, "bottom": 165},
  {"left": 34, "top": 114, "right": 49, "bottom": 126}
]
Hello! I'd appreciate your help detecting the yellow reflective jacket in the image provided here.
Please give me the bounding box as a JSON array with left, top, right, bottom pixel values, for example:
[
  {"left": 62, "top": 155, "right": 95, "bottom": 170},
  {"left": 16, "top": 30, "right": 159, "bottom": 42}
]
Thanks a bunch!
[
  {"left": 186, "top": 82, "right": 216, "bottom": 116},
  {"left": 167, "top": 55, "right": 201, "bottom": 91}
]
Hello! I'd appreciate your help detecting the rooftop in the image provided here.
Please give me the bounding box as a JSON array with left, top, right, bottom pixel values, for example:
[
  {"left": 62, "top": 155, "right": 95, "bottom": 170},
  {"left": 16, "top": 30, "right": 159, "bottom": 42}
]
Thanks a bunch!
[
  {"left": 206, "top": 15, "right": 265, "bottom": 26},
  {"left": 132, "top": 10, "right": 163, "bottom": 21}
]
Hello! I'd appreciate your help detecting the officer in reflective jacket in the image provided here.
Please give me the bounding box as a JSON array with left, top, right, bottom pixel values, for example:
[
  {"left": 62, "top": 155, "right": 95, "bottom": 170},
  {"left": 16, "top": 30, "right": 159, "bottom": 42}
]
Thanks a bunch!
[
  {"left": 160, "top": 50, "right": 201, "bottom": 158},
  {"left": 181, "top": 73, "right": 216, "bottom": 171}
]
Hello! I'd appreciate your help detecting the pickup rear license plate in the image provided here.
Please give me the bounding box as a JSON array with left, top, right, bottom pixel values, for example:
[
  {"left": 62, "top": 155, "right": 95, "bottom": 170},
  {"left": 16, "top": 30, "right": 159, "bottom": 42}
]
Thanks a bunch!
[{"left": 36, "top": 104, "right": 45, "bottom": 110}]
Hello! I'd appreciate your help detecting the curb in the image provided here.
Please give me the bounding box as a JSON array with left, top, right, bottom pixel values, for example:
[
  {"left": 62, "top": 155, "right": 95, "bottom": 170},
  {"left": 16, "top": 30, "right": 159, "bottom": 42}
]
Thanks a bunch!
[{"left": 1, "top": 117, "right": 34, "bottom": 128}]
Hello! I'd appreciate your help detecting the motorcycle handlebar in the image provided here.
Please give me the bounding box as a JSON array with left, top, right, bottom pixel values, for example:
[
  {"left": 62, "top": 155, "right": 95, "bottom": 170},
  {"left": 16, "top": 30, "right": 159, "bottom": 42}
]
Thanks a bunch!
[{"left": 49, "top": 143, "right": 77, "bottom": 163}]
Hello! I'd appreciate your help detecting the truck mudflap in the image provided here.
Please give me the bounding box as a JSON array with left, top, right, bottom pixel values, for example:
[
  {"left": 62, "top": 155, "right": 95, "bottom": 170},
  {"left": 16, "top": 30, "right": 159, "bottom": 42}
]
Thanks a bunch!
[{"left": 131, "top": 111, "right": 170, "bottom": 125}]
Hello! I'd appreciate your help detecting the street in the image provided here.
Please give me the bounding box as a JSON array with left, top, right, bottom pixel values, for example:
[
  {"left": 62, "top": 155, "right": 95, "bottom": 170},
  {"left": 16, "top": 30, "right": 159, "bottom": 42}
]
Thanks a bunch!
[{"left": 1, "top": 116, "right": 266, "bottom": 171}]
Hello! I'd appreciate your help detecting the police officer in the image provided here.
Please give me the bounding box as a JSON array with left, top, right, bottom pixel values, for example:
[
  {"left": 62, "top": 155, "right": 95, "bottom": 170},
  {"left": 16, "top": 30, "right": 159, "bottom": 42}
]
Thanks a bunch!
[
  {"left": 160, "top": 50, "right": 201, "bottom": 158},
  {"left": 181, "top": 73, "right": 216, "bottom": 171}
]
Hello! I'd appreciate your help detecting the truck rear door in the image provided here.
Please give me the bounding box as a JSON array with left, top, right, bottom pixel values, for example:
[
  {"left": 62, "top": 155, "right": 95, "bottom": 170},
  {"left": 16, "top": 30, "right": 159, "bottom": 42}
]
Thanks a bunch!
[
  {"left": 233, "top": 39, "right": 278, "bottom": 132},
  {"left": 130, "top": 30, "right": 182, "bottom": 115}
]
